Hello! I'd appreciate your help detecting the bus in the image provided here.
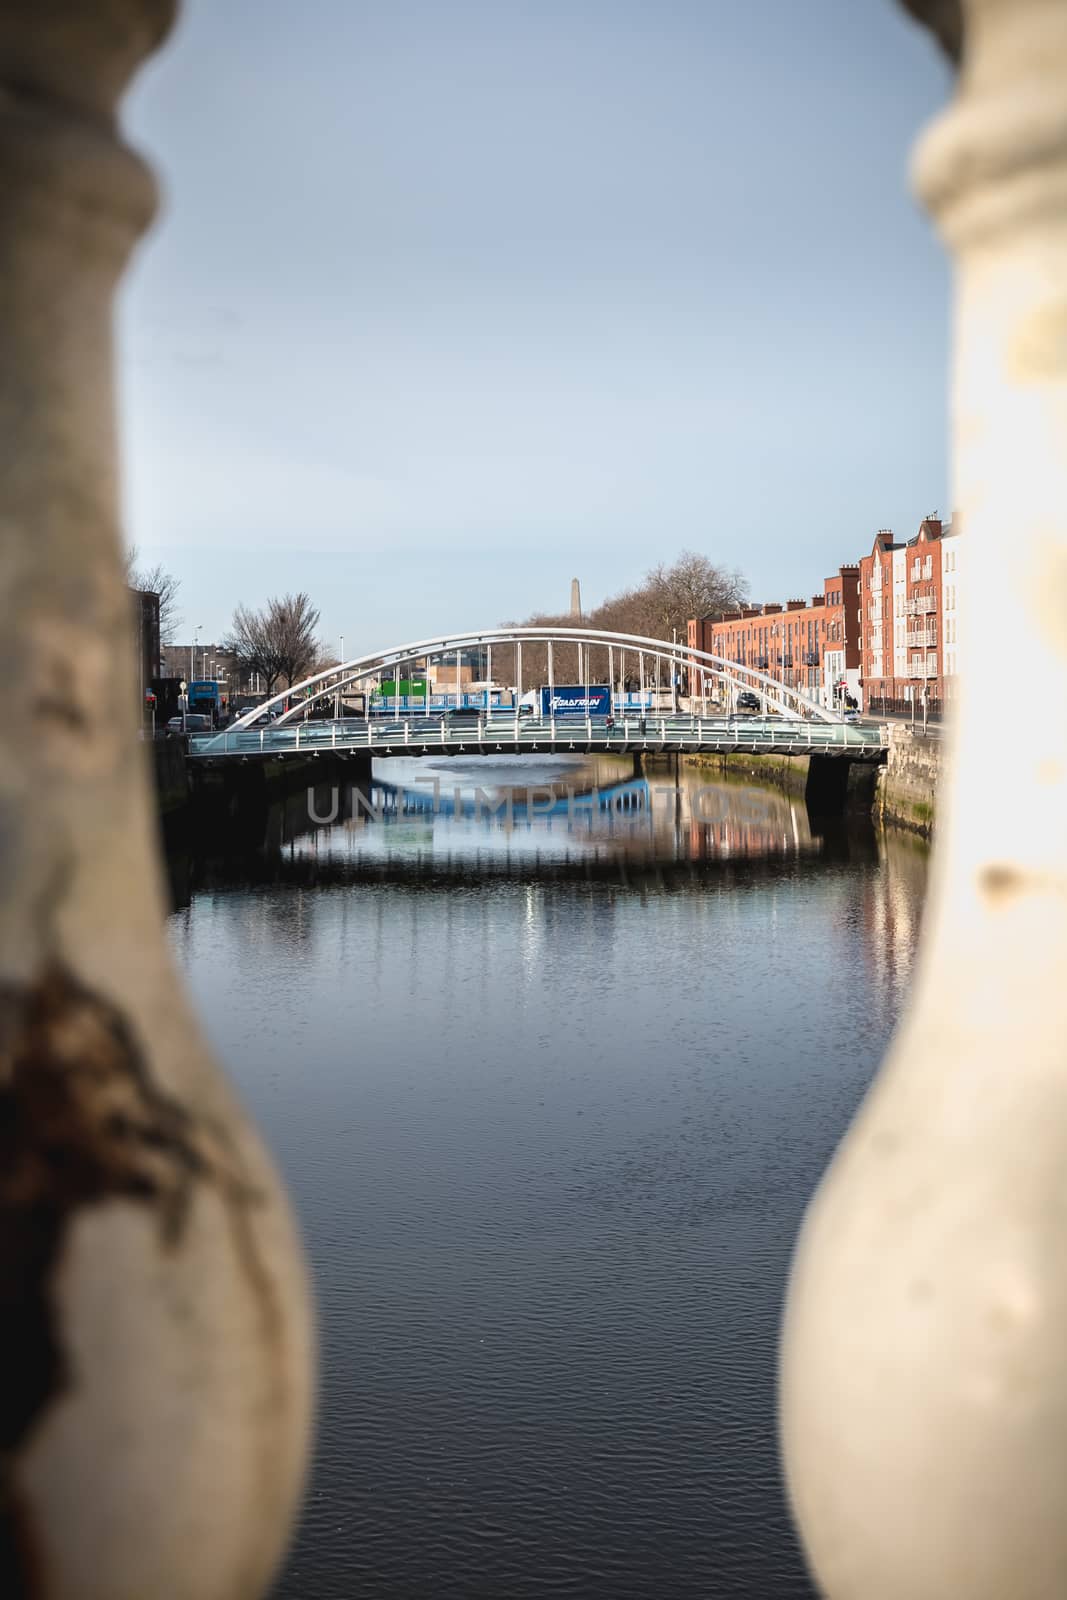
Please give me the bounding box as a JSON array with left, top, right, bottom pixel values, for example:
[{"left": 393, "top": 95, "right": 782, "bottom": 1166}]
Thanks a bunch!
[{"left": 187, "top": 679, "right": 226, "bottom": 725}]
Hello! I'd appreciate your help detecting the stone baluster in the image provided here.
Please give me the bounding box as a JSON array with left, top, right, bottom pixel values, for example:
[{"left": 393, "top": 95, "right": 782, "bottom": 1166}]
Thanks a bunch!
[
  {"left": 781, "top": 3, "right": 1067, "bottom": 1596},
  {"left": 0, "top": 6, "right": 313, "bottom": 1597}
]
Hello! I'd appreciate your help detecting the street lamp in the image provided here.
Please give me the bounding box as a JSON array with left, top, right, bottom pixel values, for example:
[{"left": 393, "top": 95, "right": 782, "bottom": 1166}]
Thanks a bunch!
[
  {"left": 334, "top": 634, "right": 345, "bottom": 721},
  {"left": 190, "top": 624, "right": 202, "bottom": 685}
]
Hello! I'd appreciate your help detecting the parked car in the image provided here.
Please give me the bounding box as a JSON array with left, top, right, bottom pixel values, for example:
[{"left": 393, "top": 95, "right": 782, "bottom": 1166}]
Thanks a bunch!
[
  {"left": 165, "top": 713, "right": 212, "bottom": 735},
  {"left": 735, "top": 691, "right": 761, "bottom": 713},
  {"left": 842, "top": 709, "right": 862, "bottom": 724}
]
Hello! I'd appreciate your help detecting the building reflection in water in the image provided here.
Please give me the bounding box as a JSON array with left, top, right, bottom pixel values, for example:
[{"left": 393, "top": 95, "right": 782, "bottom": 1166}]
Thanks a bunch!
[
  {"left": 251, "top": 755, "right": 864, "bottom": 870},
  {"left": 168, "top": 754, "right": 920, "bottom": 895},
  {"left": 168, "top": 755, "right": 927, "bottom": 1014}
]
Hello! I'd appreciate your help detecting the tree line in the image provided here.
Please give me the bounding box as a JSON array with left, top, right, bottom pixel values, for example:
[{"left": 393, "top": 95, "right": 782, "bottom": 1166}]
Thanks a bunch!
[
  {"left": 222, "top": 592, "right": 324, "bottom": 697},
  {"left": 127, "top": 547, "right": 745, "bottom": 699},
  {"left": 126, "top": 549, "right": 327, "bottom": 697},
  {"left": 504, "top": 551, "right": 747, "bottom": 688}
]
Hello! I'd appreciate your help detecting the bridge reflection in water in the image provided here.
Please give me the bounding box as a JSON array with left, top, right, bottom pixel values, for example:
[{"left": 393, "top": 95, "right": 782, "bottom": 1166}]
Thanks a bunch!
[{"left": 172, "top": 754, "right": 896, "bottom": 907}]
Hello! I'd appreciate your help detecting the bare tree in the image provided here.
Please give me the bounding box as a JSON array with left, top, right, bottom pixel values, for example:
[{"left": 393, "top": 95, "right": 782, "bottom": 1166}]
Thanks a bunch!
[
  {"left": 638, "top": 551, "right": 747, "bottom": 641},
  {"left": 125, "top": 546, "right": 183, "bottom": 643},
  {"left": 498, "top": 614, "right": 584, "bottom": 692},
  {"left": 222, "top": 603, "right": 286, "bottom": 698},
  {"left": 222, "top": 592, "right": 322, "bottom": 699},
  {"left": 593, "top": 583, "right": 653, "bottom": 642},
  {"left": 271, "top": 592, "right": 321, "bottom": 689}
]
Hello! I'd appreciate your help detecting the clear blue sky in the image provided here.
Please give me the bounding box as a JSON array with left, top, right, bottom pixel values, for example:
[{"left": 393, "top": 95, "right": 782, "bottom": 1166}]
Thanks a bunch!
[{"left": 118, "top": 0, "right": 952, "bottom": 653}]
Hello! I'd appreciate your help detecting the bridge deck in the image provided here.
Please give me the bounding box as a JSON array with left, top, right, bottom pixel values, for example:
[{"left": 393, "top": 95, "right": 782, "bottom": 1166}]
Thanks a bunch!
[{"left": 191, "top": 714, "right": 888, "bottom": 763}]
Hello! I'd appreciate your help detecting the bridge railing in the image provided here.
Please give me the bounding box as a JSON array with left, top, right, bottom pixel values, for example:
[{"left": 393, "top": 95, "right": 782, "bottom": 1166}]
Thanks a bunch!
[{"left": 191, "top": 713, "right": 887, "bottom": 757}]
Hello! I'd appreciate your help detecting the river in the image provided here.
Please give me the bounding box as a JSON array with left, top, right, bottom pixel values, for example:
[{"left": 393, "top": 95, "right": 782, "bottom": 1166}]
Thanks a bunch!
[{"left": 167, "top": 754, "right": 928, "bottom": 1598}]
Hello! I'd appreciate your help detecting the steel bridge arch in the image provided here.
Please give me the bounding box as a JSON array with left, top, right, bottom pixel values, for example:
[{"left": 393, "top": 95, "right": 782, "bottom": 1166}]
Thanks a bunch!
[{"left": 223, "top": 626, "right": 842, "bottom": 735}]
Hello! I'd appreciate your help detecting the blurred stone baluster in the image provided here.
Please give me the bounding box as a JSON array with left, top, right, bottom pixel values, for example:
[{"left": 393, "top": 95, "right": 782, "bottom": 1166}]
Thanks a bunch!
[
  {"left": 781, "top": 2, "right": 1067, "bottom": 1596},
  {"left": 0, "top": 6, "right": 313, "bottom": 1597}
]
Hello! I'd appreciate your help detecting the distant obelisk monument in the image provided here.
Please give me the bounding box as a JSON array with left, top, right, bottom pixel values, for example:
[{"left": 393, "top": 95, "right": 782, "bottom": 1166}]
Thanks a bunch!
[{"left": 570, "top": 577, "right": 582, "bottom": 618}]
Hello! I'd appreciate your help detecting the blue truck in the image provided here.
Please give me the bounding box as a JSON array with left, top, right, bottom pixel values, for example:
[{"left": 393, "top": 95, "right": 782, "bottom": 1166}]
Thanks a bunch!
[{"left": 539, "top": 685, "right": 612, "bottom": 718}]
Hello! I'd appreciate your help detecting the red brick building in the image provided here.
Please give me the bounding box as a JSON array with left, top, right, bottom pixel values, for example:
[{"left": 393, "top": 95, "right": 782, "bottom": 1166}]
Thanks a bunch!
[
  {"left": 858, "top": 516, "right": 954, "bottom": 715},
  {"left": 688, "top": 565, "right": 861, "bottom": 710}
]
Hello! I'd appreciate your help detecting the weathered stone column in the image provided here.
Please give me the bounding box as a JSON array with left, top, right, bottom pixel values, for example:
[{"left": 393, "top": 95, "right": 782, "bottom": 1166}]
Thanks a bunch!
[
  {"left": 0, "top": 6, "right": 313, "bottom": 1597},
  {"left": 781, "top": 3, "right": 1067, "bottom": 1596}
]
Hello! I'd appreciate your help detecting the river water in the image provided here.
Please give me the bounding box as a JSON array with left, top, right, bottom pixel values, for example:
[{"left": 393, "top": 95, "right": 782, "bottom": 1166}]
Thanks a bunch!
[{"left": 168, "top": 755, "right": 928, "bottom": 1599}]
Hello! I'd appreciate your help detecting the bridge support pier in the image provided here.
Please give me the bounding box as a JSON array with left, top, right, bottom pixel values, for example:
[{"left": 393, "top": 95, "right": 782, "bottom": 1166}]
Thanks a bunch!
[
  {"left": 804, "top": 756, "right": 877, "bottom": 819},
  {"left": 191, "top": 751, "right": 373, "bottom": 843},
  {"left": 804, "top": 755, "right": 845, "bottom": 818}
]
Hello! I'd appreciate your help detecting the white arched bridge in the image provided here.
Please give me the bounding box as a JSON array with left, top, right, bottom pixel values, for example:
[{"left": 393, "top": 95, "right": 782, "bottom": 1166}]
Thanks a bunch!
[{"left": 192, "top": 627, "right": 886, "bottom": 762}]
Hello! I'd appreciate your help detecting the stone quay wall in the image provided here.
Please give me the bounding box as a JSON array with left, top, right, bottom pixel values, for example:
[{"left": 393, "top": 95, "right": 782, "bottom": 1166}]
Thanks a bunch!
[
  {"left": 680, "top": 726, "right": 944, "bottom": 837},
  {"left": 874, "top": 726, "right": 943, "bottom": 837},
  {"left": 150, "top": 734, "right": 192, "bottom": 819}
]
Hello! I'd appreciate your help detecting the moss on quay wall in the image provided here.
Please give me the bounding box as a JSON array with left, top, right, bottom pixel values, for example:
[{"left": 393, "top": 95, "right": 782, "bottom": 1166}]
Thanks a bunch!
[
  {"left": 676, "top": 750, "right": 811, "bottom": 795},
  {"left": 875, "top": 731, "right": 941, "bottom": 839},
  {"left": 674, "top": 726, "right": 943, "bottom": 839}
]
